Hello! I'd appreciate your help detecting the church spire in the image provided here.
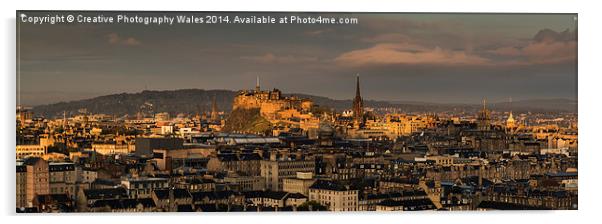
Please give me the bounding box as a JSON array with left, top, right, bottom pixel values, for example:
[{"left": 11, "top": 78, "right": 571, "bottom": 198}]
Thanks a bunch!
[
  {"left": 210, "top": 95, "right": 218, "bottom": 122},
  {"left": 478, "top": 97, "right": 491, "bottom": 131},
  {"left": 355, "top": 74, "right": 361, "bottom": 98},
  {"left": 352, "top": 74, "right": 364, "bottom": 128},
  {"left": 482, "top": 97, "right": 487, "bottom": 111}
]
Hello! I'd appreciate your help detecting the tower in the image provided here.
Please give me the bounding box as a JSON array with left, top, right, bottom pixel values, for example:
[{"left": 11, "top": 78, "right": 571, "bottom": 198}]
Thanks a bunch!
[
  {"left": 62, "top": 111, "right": 67, "bottom": 129},
  {"left": 352, "top": 74, "right": 364, "bottom": 128},
  {"left": 210, "top": 95, "right": 218, "bottom": 122}
]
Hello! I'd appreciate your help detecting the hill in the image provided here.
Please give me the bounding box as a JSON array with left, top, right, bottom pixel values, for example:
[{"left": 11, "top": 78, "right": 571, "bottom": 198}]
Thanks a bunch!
[
  {"left": 30, "top": 89, "right": 577, "bottom": 118},
  {"left": 32, "top": 89, "right": 237, "bottom": 118}
]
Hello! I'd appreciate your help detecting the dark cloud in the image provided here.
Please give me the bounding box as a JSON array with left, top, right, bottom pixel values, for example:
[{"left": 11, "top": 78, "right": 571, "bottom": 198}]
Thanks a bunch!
[
  {"left": 533, "top": 28, "right": 576, "bottom": 43},
  {"left": 489, "top": 28, "right": 577, "bottom": 65}
]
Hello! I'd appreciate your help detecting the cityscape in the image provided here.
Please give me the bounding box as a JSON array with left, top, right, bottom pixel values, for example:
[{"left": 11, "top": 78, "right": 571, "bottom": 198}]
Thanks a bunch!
[{"left": 16, "top": 12, "right": 577, "bottom": 212}]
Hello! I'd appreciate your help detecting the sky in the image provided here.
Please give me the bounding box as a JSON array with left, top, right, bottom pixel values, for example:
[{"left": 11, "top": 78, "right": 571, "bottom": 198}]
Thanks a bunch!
[{"left": 17, "top": 12, "right": 577, "bottom": 106}]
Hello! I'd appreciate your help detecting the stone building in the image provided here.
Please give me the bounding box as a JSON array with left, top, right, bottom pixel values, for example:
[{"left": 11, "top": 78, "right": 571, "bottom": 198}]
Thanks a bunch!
[
  {"left": 232, "top": 77, "right": 313, "bottom": 119},
  {"left": 260, "top": 156, "right": 315, "bottom": 191},
  {"left": 308, "top": 180, "right": 359, "bottom": 212}
]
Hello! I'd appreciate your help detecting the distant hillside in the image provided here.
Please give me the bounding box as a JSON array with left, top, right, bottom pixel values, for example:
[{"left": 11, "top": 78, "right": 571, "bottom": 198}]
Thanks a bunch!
[
  {"left": 31, "top": 89, "right": 577, "bottom": 118},
  {"left": 32, "top": 89, "right": 238, "bottom": 118},
  {"left": 489, "top": 99, "right": 578, "bottom": 113}
]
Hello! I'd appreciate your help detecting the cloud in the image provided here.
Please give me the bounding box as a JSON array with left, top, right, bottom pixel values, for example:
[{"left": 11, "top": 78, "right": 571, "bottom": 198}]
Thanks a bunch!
[
  {"left": 533, "top": 28, "right": 576, "bottom": 43},
  {"left": 361, "top": 33, "right": 411, "bottom": 43},
  {"left": 304, "top": 28, "right": 334, "bottom": 36},
  {"left": 107, "top": 33, "right": 141, "bottom": 46},
  {"left": 334, "top": 42, "right": 490, "bottom": 67},
  {"left": 489, "top": 46, "right": 522, "bottom": 57},
  {"left": 489, "top": 28, "right": 576, "bottom": 65},
  {"left": 240, "top": 53, "right": 318, "bottom": 64}
]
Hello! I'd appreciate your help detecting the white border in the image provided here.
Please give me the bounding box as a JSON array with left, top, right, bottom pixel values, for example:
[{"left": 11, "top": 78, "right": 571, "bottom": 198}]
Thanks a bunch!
[{"left": 1, "top": 1, "right": 599, "bottom": 224}]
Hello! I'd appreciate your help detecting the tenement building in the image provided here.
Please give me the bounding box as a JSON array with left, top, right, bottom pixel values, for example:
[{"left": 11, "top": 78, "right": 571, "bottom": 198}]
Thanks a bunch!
[
  {"left": 260, "top": 154, "right": 315, "bottom": 191},
  {"left": 308, "top": 179, "right": 359, "bottom": 211}
]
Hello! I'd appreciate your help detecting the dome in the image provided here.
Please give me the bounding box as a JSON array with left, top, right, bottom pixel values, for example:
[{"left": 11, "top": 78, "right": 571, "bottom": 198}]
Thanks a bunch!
[{"left": 507, "top": 112, "right": 515, "bottom": 123}]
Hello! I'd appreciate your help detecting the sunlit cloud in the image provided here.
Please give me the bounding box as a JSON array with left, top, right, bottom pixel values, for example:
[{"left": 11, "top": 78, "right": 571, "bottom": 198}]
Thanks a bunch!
[
  {"left": 334, "top": 42, "right": 491, "bottom": 66},
  {"left": 107, "top": 33, "right": 141, "bottom": 46}
]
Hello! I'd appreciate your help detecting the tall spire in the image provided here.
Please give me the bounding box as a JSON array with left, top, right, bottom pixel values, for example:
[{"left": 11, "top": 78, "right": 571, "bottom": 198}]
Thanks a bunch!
[
  {"left": 355, "top": 73, "right": 361, "bottom": 98},
  {"left": 210, "top": 95, "right": 218, "bottom": 122},
  {"left": 255, "top": 76, "right": 260, "bottom": 92},
  {"left": 482, "top": 97, "right": 487, "bottom": 111},
  {"left": 352, "top": 74, "right": 364, "bottom": 128},
  {"left": 478, "top": 97, "right": 491, "bottom": 131},
  {"left": 63, "top": 111, "right": 67, "bottom": 129}
]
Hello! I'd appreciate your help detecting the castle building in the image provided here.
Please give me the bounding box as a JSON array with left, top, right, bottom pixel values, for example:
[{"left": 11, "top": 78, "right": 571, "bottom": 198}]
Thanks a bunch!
[{"left": 232, "top": 76, "right": 313, "bottom": 119}]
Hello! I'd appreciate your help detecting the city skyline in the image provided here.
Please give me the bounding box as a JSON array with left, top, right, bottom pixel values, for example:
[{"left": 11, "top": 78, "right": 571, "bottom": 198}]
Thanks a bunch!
[
  {"left": 17, "top": 12, "right": 577, "bottom": 106},
  {"left": 15, "top": 11, "right": 578, "bottom": 213}
]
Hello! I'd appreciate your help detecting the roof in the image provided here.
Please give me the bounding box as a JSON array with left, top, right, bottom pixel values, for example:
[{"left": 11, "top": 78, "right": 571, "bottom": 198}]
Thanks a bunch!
[
  {"left": 123, "top": 177, "right": 169, "bottom": 183},
  {"left": 365, "top": 192, "right": 403, "bottom": 200},
  {"left": 263, "top": 191, "right": 289, "bottom": 200},
  {"left": 195, "top": 204, "right": 222, "bottom": 212},
  {"left": 286, "top": 192, "right": 307, "bottom": 199},
  {"left": 35, "top": 194, "right": 71, "bottom": 204},
  {"left": 242, "top": 191, "right": 292, "bottom": 200},
  {"left": 377, "top": 199, "right": 436, "bottom": 210},
  {"left": 177, "top": 204, "right": 194, "bottom": 212},
  {"left": 239, "top": 153, "right": 262, "bottom": 161},
  {"left": 527, "top": 189, "right": 572, "bottom": 198},
  {"left": 381, "top": 177, "right": 419, "bottom": 185},
  {"left": 192, "top": 191, "right": 238, "bottom": 202},
  {"left": 90, "top": 198, "right": 156, "bottom": 209},
  {"left": 309, "top": 180, "right": 355, "bottom": 191},
  {"left": 546, "top": 172, "right": 578, "bottom": 178},
  {"left": 402, "top": 190, "right": 428, "bottom": 197},
  {"left": 22, "top": 157, "right": 44, "bottom": 166},
  {"left": 185, "top": 178, "right": 215, "bottom": 184},
  {"left": 91, "top": 178, "right": 120, "bottom": 186},
  {"left": 217, "top": 154, "right": 238, "bottom": 161},
  {"left": 153, "top": 189, "right": 192, "bottom": 200},
  {"left": 477, "top": 201, "right": 549, "bottom": 210}
]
